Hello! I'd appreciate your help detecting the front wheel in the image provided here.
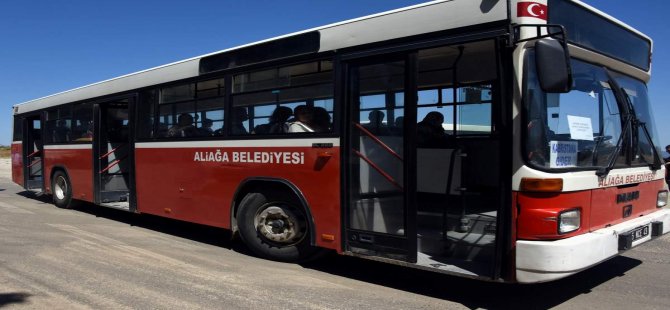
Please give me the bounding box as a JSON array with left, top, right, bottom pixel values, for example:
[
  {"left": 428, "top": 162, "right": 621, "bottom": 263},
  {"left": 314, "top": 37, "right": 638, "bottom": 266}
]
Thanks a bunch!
[
  {"left": 237, "top": 191, "right": 319, "bottom": 262},
  {"left": 52, "top": 170, "right": 75, "bottom": 209}
]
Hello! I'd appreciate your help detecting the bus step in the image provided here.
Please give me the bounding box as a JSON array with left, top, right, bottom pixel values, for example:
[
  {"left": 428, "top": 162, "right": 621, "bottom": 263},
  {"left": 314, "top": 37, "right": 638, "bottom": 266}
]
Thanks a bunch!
[
  {"left": 444, "top": 232, "right": 496, "bottom": 261},
  {"left": 27, "top": 188, "right": 44, "bottom": 196},
  {"left": 100, "top": 201, "right": 130, "bottom": 211}
]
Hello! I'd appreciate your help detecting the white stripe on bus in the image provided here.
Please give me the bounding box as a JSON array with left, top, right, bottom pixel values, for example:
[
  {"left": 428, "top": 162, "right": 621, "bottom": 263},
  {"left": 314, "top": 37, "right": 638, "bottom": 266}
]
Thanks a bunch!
[
  {"left": 44, "top": 144, "right": 93, "bottom": 150},
  {"left": 135, "top": 138, "right": 341, "bottom": 149}
]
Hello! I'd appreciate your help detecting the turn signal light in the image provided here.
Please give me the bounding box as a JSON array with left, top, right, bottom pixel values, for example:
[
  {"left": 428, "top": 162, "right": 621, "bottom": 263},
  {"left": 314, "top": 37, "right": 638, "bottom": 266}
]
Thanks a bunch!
[{"left": 520, "top": 178, "right": 563, "bottom": 192}]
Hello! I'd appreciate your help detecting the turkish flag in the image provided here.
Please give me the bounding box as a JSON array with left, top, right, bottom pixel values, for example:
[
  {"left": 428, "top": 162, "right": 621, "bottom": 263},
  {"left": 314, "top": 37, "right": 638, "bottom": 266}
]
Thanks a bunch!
[{"left": 518, "top": 2, "right": 548, "bottom": 20}]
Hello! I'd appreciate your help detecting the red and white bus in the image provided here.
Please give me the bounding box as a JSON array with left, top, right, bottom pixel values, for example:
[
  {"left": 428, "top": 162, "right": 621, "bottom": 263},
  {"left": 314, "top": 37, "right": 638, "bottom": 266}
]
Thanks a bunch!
[{"left": 11, "top": 0, "right": 670, "bottom": 283}]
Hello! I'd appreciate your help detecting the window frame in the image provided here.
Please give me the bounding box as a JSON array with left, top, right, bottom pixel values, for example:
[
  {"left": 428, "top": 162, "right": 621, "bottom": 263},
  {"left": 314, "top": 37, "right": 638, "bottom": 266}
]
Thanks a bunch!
[
  {"left": 229, "top": 58, "right": 336, "bottom": 137},
  {"left": 415, "top": 83, "right": 495, "bottom": 137},
  {"left": 12, "top": 115, "right": 23, "bottom": 142},
  {"left": 133, "top": 55, "right": 340, "bottom": 142},
  {"left": 520, "top": 50, "right": 656, "bottom": 173}
]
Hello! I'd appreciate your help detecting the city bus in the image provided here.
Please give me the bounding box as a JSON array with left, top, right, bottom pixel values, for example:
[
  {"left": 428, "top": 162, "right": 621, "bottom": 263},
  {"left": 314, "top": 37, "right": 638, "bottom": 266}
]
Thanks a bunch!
[{"left": 10, "top": 0, "right": 670, "bottom": 283}]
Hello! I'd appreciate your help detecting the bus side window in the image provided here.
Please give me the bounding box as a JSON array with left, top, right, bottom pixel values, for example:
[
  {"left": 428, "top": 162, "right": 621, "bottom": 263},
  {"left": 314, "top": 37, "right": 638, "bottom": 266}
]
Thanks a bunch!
[
  {"left": 45, "top": 106, "right": 72, "bottom": 143},
  {"left": 231, "top": 60, "right": 334, "bottom": 136},
  {"left": 156, "top": 77, "right": 225, "bottom": 139},
  {"left": 254, "top": 106, "right": 292, "bottom": 134},
  {"left": 72, "top": 103, "right": 93, "bottom": 141},
  {"left": 193, "top": 79, "right": 225, "bottom": 137}
]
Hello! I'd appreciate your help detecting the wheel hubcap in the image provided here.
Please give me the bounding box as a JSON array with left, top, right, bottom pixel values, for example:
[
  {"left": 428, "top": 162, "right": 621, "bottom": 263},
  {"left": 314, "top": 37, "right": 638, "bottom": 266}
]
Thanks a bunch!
[
  {"left": 254, "top": 205, "right": 305, "bottom": 245},
  {"left": 54, "top": 176, "right": 67, "bottom": 200}
]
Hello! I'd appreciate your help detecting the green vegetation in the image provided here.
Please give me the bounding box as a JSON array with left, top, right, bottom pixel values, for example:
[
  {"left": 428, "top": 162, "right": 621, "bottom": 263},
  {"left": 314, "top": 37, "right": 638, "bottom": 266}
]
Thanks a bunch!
[{"left": 0, "top": 146, "right": 10, "bottom": 158}]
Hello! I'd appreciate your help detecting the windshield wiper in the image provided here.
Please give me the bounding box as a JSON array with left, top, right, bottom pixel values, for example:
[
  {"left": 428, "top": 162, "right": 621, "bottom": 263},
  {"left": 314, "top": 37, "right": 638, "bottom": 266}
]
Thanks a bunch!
[
  {"left": 621, "top": 89, "right": 662, "bottom": 170},
  {"left": 597, "top": 69, "right": 662, "bottom": 177},
  {"left": 596, "top": 113, "right": 631, "bottom": 177},
  {"left": 597, "top": 69, "right": 632, "bottom": 177}
]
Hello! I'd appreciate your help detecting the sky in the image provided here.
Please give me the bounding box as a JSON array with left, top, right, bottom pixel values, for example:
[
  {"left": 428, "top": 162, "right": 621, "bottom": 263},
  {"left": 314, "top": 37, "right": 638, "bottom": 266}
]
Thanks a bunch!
[{"left": 1, "top": 0, "right": 669, "bottom": 148}]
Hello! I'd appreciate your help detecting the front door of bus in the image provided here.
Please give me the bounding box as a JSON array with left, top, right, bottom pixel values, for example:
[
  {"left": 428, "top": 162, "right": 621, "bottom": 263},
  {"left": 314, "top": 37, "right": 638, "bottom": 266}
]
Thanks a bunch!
[
  {"left": 345, "top": 39, "right": 504, "bottom": 277},
  {"left": 93, "top": 97, "right": 136, "bottom": 211},
  {"left": 345, "top": 56, "right": 417, "bottom": 263},
  {"left": 23, "top": 116, "right": 44, "bottom": 193}
]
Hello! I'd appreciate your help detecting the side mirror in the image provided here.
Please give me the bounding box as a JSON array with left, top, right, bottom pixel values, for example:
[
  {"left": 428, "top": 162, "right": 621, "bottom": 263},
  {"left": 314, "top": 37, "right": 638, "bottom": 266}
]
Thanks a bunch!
[{"left": 535, "top": 38, "right": 572, "bottom": 93}]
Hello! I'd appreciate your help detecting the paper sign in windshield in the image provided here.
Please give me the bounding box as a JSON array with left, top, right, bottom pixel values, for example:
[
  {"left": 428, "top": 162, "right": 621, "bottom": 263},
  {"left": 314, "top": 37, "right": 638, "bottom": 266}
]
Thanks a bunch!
[
  {"left": 567, "top": 115, "right": 594, "bottom": 141},
  {"left": 550, "top": 141, "right": 578, "bottom": 168}
]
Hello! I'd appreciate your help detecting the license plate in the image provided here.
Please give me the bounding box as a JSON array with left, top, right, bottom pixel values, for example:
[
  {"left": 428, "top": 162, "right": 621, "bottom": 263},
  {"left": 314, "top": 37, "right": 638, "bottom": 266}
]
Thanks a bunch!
[{"left": 630, "top": 225, "right": 650, "bottom": 242}]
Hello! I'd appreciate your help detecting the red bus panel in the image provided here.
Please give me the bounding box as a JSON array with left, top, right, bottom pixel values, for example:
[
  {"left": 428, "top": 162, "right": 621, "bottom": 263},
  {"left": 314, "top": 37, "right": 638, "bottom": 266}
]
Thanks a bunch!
[
  {"left": 589, "top": 179, "right": 664, "bottom": 231},
  {"left": 43, "top": 147, "right": 94, "bottom": 203},
  {"left": 516, "top": 178, "right": 665, "bottom": 240},
  {"left": 516, "top": 190, "right": 592, "bottom": 240},
  {"left": 135, "top": 145, "right": 341, "bottom": 250}
]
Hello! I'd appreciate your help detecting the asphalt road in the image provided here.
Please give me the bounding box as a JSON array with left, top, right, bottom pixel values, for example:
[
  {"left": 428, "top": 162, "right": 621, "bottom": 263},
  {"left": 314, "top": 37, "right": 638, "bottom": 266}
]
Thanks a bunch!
[{"left": 1, "top": 157, "right": 670, "bottom": 309}]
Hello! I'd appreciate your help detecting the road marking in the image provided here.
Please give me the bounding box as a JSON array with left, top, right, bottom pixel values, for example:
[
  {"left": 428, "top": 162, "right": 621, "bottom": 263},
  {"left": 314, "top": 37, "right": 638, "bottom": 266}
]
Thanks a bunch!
[{"left": 0, "top": 201, "right": 34, "bottom": 214}]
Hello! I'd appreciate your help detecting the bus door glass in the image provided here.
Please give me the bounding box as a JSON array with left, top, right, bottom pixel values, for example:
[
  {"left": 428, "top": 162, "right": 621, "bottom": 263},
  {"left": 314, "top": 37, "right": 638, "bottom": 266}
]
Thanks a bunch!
[
  {"left": 93, "top": 98, "right": 135, "bottom": 211},
  {"left": 23, "top": 115, "right": 44, "bottom": 192},
  {"left": 345, "top": 39, "right": 502, "bottom": 277},
  {"left": 345, "top": 56, "right": 417, "bottom": 263},
  {"left": 413, "top": 40, "right": 500, "bottom": 277}
]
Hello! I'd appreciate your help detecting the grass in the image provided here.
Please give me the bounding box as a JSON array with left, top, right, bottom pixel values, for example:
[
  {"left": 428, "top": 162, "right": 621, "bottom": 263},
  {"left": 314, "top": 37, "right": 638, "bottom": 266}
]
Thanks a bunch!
[{"left": 0, "top": 146, "right": 10, "bottom": 158}]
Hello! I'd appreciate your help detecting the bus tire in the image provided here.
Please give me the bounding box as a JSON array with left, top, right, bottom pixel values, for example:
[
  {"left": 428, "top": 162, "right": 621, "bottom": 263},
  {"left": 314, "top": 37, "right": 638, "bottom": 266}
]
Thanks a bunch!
[
  {"left": 52, "top": 170, "right": 75, "bottom": 209},
  {"left": 237, "top": 191, "right": 319, "bottom": 262}
]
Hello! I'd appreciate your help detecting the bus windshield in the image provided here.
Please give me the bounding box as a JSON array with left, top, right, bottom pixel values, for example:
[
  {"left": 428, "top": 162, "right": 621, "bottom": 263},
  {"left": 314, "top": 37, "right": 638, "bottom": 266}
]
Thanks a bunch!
[{"left": 524, "top": 54, "right": 661, "bottom": 170}]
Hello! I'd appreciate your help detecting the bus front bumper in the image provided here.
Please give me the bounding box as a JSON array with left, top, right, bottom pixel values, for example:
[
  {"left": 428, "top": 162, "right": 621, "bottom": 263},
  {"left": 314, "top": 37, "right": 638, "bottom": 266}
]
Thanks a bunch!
[{"left": 516, "top": 208, "right": 670, "bottom": 283}]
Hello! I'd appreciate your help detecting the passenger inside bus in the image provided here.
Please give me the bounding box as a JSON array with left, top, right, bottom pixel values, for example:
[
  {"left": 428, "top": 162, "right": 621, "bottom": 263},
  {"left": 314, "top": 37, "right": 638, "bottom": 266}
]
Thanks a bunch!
[
  {"left": 417, "top": 111, "right": 449, "bottom": 148},
  {"left": 198, "top": 118, "right": 214, "bottom": 136},
  {"left": 167, "top": 113, "right": 197, "bottom": 137},
  {"left": 231, "top": 107, "right": 250, "bottom": 135},
  {"left": 73, "top": 120, "right": 93, "bottom": 141},
  {"left": 254, "top": 106, "right": 292, "bottom": 134},
  {"left": 363, "top": 110, "right": 390, "bottom": 135},
  {"left": 393, "top": 116, "right": 404, "bottom": 135},
  {"left": 288, "top": 105, "right": 316, "bottom": 133},
  {"left": 312, "top": 106, "right": 331, "bottom": 132},
  {"left": 54, "top": 119, "right": 70, "bottom": 142}
]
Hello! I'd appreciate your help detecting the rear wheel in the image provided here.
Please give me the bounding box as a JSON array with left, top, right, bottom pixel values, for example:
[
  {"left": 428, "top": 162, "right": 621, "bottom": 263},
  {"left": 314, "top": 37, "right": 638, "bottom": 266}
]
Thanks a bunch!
[
  {"left": 52, "top": 170, "right": 75, "bottom": 209},
  {"left": 237, "top": 191, "right": 319, "bottom": 262}
]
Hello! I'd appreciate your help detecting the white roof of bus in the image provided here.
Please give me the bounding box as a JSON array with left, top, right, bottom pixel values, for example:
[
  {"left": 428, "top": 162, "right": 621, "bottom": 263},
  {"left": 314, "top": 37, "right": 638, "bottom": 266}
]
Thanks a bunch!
[
  {"left": 12, "top": 0, "right": 650, "bottom": 115},
  {"left": 12, "top": 0, "right": 508, "bottom": 114}
]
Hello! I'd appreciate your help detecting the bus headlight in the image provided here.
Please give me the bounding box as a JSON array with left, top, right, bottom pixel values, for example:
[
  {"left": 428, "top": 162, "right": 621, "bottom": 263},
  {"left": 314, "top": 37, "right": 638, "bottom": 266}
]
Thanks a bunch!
[
  {"left": 657, "top": 191, "right": 668, "bottom": 208},
  {"left": 558, "top": 209, "right": 581, "bottom": 234}
]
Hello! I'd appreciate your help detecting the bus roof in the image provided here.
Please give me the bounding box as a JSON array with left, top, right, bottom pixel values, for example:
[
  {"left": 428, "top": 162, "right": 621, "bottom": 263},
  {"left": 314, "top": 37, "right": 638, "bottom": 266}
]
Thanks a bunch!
[
  {"left": 12, "top": 0, "right": 650, "bottom": 115},
  {"left": 12, "top": 0, "right": 508, "bottom": 114}
]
